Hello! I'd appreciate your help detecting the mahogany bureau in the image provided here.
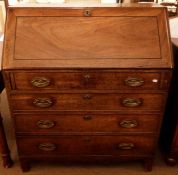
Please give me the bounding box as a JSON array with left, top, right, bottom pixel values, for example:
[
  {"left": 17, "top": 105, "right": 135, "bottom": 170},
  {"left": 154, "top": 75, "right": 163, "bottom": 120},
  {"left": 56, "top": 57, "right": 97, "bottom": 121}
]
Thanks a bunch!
[{"left": 2, "top": 1, "right": 173, "bottom": 172}]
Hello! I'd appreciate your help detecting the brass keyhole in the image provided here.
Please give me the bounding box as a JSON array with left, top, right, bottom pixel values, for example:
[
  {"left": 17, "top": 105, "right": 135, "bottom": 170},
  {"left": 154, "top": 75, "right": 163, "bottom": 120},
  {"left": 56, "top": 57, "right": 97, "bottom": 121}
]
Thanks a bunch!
[{"left": 84, "top": 10, "right": 92, "bottom": 17}]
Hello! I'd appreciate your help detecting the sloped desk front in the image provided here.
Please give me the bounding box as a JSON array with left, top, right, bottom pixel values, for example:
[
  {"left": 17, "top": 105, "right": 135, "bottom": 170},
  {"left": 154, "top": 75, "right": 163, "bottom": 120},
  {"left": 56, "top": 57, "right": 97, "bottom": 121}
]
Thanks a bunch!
[{"left": 2, "top": 4, "right": 173, "bottom": 172}]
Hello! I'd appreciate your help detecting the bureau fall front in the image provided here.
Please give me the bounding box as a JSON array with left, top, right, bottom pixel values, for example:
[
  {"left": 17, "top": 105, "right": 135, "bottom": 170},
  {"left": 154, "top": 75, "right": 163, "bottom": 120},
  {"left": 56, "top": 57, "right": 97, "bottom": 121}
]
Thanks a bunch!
[{"left": 2, "top": 1, "right": 173, "bottom": 172}]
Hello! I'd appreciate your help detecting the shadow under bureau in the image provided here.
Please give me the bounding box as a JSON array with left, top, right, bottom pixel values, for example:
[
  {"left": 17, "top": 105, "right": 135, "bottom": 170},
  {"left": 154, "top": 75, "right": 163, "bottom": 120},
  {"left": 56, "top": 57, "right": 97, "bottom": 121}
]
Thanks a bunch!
[{"left": 2, "top": 2, "right": 173, "bottom": 172}]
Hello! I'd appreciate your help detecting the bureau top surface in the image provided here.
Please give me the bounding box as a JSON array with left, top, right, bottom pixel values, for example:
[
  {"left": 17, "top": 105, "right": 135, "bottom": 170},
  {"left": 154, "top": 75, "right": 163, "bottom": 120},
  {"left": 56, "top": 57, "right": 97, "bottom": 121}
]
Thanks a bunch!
[{"left": 2, "top": 4, "right": 173, "bottom": 69}]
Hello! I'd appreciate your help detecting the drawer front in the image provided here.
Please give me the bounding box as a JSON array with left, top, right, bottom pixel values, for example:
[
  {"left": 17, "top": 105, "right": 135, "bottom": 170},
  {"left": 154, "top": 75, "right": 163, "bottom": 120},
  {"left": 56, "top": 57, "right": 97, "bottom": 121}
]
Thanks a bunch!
[
  {"left": 14, "top": 114, "right": 160, "bottom": 133},
  {"left": 11, "top": 93, "right": 165, "bottom": 111},
  {"left": 12, "top": 72, "right": 161, "bottom": 90},
  {"left": 17, "top": 135, "right": 155, "bottom": 156}
]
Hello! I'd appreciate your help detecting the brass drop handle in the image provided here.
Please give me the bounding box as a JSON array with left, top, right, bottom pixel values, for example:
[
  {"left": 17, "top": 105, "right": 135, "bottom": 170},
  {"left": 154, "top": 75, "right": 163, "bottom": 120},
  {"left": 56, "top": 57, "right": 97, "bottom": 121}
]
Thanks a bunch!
[
  {"left": 119, "top": 120, "right": 138, "bottom": 128},
  {"left": 36, "top": 120, "right": 55, "bottom": 129},
  {"left": 38, "top": 143, "right": 56, "bottom": 151},
  {"left": 83, "top": 115, "right": 92, "bottom": 120},
  {"left": 83, "top": 74, "right": 91, "bottom": 82},
  {"left": 33, "top": 98, "right": 53, "bottom": 108},
  {"left": 83, "top": 94, "right": 92, "bottom": 100},
  {"left": 122, "top": 98, "right": 142, "bottom": 107},
  {"left": 31, "top": 77, "right": 50, "bottom": 88},
  {"left": 125, "top": 77, "right": 144, "bottom": 87},
  {"left": 117, "top": 143, "right": 135, "bottom": 150}
]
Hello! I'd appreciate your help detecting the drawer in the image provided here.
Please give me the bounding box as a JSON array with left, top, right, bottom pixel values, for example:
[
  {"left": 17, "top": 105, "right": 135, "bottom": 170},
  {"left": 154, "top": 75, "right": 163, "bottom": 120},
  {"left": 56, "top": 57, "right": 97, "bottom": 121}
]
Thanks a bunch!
[
  {"left": 12, "top": 71, "right": 162, "bottom": 90},
  {"left": 17, "top": 135, "right": 155, "bottom": 156},
  {"left": 14, "top": 114, "right": 160, "bottom": 134},
  {"left": 11, "top": 93, "right": 165, "bottom": 111}
]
